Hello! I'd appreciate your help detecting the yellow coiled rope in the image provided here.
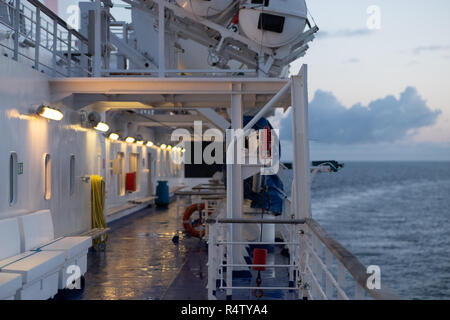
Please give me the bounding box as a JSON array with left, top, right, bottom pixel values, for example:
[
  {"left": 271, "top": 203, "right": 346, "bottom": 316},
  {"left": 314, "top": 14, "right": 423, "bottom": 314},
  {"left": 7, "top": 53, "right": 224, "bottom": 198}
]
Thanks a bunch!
[{"left": 91, "top": 175, "right": 107, "bottom": 249}]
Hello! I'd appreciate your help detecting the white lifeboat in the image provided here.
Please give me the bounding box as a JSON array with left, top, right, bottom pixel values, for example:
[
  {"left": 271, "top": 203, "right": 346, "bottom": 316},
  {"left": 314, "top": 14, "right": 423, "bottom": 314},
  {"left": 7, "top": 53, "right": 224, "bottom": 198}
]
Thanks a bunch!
[{"left": 239, "top": 0, "right": 308, "bottom": 48}]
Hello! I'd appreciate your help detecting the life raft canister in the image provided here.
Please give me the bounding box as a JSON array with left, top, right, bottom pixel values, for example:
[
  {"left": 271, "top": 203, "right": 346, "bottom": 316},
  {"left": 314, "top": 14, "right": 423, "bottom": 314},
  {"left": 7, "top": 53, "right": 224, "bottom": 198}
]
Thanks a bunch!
[{"left": 182, "top": 203, "right": 210, "bottom": 238}]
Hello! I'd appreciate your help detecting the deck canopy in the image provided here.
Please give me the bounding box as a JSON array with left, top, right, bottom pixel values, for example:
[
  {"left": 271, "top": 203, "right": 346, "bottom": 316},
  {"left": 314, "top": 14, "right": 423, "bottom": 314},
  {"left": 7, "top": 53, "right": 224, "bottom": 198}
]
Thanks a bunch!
[{"left": 49, "top": 77, "right": 290, "bottom": 129}]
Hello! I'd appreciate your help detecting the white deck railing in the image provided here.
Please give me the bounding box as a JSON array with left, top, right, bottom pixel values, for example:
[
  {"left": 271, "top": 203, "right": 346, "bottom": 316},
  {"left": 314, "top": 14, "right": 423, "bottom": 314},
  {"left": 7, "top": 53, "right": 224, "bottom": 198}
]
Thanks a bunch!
[
  {"left": 0, "top": 0, "right": 92, "bottom": 76},
  {"left": 206, "top": 198, "right": 400, "bottom": 300}
]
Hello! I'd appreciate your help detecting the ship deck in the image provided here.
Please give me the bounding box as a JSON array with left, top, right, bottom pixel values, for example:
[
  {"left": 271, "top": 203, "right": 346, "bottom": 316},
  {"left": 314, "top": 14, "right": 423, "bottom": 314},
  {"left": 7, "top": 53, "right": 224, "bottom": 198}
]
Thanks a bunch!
[
  {"left": 54, "top": 203, "right": 208, "bottom": 300},
  {"left": 53, "top": 201, "right": 295, "bottom": 300}
]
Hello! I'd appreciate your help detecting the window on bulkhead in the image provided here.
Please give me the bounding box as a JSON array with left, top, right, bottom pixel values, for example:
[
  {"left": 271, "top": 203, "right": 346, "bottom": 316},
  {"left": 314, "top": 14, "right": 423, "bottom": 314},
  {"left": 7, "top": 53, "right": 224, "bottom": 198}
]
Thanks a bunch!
[
  {"left": 44, "top": 154, "right": 51, "bottom": 200},
  {"left": 9, "top": 152, "right": 18, "bottom": 206}
]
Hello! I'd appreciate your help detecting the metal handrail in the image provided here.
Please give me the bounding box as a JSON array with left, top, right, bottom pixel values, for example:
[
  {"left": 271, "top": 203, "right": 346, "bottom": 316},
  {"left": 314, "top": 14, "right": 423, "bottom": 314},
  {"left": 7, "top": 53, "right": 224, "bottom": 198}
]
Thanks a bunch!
[
  {"left": 26, "top": 0, "right": 88, "bottom": 44},
  {"left": 306, "top": 218, "right": 401, "bottom": 300},
  {"left": 0, "top": 0, "right": 92, "bottom": 76},
  {"left": 206, "top": 202, "right": 400, "bottom": 300},
  {"left": 206, "top": 217, "right": 306, "bottom": 224}
]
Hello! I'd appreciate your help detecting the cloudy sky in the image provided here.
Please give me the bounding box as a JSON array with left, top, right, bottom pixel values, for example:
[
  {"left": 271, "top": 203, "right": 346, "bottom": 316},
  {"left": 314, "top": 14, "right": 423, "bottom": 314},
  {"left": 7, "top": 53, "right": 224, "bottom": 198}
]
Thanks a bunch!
[
  {"left": 275, "top": 0, "right": 450, "bottom": 161},
  {"left": 50, "top": 0, "right": 450, "bottom": 160}
]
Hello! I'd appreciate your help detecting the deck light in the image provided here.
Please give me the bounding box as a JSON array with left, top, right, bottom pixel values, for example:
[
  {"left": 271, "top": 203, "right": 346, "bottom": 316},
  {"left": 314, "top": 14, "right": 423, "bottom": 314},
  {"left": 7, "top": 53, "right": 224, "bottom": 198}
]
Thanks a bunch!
[
  {"left": 137, "top": 140, "right": 144, "bottom": 145},
  {"left": 181, "top": 148, "right": 186, "bottom": 153},
  {"left": 109, "top": 133, "right": 120, "bottom": 140},
  {"left": 125, "top": 137, "right": 136, "bottom": 143},
  {"left": 37, "top": 105, "right": 63, "bottom": 121},
  {"left": 167, "top": 145, "right": 172, "bottom": 150},
  {"left": 146, "top": 141, "right": 154, "bottom": 147},
  {"left": 94, "top": 122, "right": 110, "bottom": 132},
  {"left": 160, "top": 144, "right": 167, "bottom": 149}
]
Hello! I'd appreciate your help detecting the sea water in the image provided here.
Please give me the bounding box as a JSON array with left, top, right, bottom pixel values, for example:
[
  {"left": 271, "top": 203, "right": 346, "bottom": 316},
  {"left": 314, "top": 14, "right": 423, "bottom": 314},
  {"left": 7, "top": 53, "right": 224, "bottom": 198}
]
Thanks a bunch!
[{"left": 285, "top": 161, "right": 450, "bottom": 299}]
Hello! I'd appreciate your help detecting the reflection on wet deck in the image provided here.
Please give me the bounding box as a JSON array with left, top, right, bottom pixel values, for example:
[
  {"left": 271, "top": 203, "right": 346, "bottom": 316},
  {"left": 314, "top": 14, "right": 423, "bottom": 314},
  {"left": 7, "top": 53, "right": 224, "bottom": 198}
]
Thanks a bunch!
[{"left": 55, "top": 203, "right": 208, "bottom": 300}]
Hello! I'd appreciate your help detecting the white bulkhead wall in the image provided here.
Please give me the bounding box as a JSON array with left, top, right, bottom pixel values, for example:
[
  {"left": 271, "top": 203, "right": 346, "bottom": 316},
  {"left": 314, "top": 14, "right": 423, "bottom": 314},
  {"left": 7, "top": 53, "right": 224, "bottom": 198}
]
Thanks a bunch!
[{"left": 0, "top": 55, "right": 183, "bottom": 237}]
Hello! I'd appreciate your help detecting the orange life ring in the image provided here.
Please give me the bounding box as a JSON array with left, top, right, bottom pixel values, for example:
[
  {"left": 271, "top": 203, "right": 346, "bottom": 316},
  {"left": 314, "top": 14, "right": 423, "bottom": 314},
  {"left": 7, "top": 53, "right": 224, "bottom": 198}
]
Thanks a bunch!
[{"left": 183, "top": 203, "right": 209, "bottom": 238}]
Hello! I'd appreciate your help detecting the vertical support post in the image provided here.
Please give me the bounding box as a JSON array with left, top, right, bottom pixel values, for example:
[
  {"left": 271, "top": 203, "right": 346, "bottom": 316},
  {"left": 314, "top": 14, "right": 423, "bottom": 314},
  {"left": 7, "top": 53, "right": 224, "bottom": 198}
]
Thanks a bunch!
[
  {"left": 176, "top": 195, "right": 180, "bottom": 237},
  {"left": 52, "top": 18, "right": 57, "bottom": 76},
  {"left": 289, "top": 218, "right": 294, "bottom": 287},
  {"left": 158, "top": 0, "right": 165, "bottom": 77},
  {"left": 291, "top": 65, "right": 311, "bottom": 220},
  {"left": 67, "top": 31, "right": 72, "bottom": 76},
  {"left": 231, "top": 82, "right": 243, "bottom": 267},
  {"left": 325, "top": 248, "right": 333, "bottom": 299},
  {"left": 34, "top": 7, "right": 40, "bottom": 70},
  {"left": 225, "top": 142, "right": 233, "bottom": 299},
  {"left": 207, "top": 222, "right": 217, "bottom": 300},
  {"left": 291, "top": 65, "right": 311, "bottom": 299},
  {"left": 94, "top": 0, "right": 101, "bottom": 76},
  {"left": 337, "top": 261, "right": 346, "bottom": 300},
  {"left": 13, "top": 0, "right": 20, "bottom": 61},
  {"left": 225, "top": 82, "right": 243, "bottom": 299}
]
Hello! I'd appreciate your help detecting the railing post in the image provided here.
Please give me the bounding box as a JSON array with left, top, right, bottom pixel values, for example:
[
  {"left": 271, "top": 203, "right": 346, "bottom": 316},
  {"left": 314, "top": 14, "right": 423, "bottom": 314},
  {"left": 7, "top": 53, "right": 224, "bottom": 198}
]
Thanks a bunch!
[
  {"left": 207, "top": 223, "right": 217, "bottom": 300},
  {"left": 13, "top": 0, "right": 20, "bottom": 61},
  {"left": 34, "top": 7, "right": 40, "bottom": 70},
  {"left": 288, "top": 219, "right": 294, "bottom": 287},
  {"left": 158, "top": 0, "right": 165, "bottom": 77},
  {"left": 67, "top": 31, "right": 72, "bottom": 76},
  {"left": 52, "top": 18, "right": 57, "bottom": 76},
  {"left": 225, "top": 225, "right": 232, "bottom": 299},
  {"left": 46, "top": 20, "right": 49, "bottom": 48},
  {"left": 94, "top": 0, "right": 101, "bottom": 76},
  {"left": 325, "top": 248, "right": 333, "bottom": 299},
  {"left": 312, "top": 234, "right": 322, "bottom": 287},
  {"left": 337, "top": 261, "right": 346, "bottom": 299}
]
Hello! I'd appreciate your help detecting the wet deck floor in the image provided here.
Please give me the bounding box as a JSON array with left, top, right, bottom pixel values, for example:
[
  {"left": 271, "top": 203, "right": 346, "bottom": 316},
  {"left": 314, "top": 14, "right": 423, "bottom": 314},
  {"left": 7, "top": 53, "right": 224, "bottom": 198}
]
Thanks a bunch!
[{"left": 55, "top": 203, "right": 208, "bottom": 300}]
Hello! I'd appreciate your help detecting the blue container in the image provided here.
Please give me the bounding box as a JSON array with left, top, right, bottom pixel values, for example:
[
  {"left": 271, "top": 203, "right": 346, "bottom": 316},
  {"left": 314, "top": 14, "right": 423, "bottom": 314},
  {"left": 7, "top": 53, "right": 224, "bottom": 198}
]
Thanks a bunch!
[{"left": 156, "top": 180, "right": 169, "bottom": 206}]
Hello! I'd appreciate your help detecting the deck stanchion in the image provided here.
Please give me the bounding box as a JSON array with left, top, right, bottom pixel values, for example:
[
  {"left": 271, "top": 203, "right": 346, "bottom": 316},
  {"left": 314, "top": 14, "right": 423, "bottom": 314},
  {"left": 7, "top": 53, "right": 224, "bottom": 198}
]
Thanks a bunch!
[
  {"left": 325, "top": 248, "right": 333, "bottom": 298},
  {"left": 52, "top": 18, "right": 57, "bottom": 76},
  {"left": 34, "top": 7, "right": 40, "bottom": 70},
  {"left": 337, "top": 261, "right": 346, "bottom": 299},
  {"left": 94, "top": 0, "right": 101, "bottom": 76},
  {"left": 158, "top": 0, "right": 165, "bottom": 77},
  {"left": 13, "top": 0, "right": 20, "bottom": 61},
  {"left": 172, "top": 194, "right": 180, "bottom": 244},
  {"left": 67, "top": 31, "right": 72, "bottom": 77}
]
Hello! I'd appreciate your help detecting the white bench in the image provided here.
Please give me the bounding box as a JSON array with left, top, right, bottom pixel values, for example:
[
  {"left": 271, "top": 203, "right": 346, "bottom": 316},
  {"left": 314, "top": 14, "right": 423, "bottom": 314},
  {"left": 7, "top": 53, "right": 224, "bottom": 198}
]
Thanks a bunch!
[
  {"left": 19, "top": 210, "right": 91, "bottom": 290},
  {"left": 0, "top": 273, "right": 22, "bottom": 300},
  {"left": 0, "top": 217, "right": 64, "bottom": 300}
]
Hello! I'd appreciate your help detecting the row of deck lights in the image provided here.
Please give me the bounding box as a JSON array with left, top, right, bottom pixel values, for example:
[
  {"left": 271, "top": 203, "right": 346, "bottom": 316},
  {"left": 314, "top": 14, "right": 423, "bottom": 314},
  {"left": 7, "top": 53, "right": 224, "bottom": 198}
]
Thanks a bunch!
[
  {"left": 108, "top": 132, "right": 184, "bottom": 152},
  {"left": 36, "top": 107, "right": 185, "bottom": 152}
]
